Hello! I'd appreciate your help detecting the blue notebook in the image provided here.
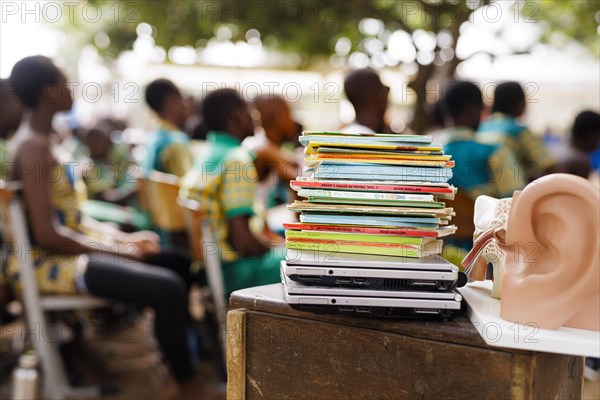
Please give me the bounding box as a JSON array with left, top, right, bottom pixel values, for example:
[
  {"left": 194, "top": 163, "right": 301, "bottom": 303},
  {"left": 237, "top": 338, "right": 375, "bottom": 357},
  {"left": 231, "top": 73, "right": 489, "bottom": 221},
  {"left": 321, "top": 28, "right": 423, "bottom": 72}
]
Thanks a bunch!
[{"left": 312, "top": 172, "right": 452, "bottom": 184}]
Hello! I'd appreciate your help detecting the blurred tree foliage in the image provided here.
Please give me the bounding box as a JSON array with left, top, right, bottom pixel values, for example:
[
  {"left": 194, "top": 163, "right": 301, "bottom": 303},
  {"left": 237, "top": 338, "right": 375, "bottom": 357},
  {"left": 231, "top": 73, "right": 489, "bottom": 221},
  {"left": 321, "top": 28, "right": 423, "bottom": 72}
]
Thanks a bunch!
[
  {"left": 536, "top": 0, "right": 600, "bottom": 57},
  {"left": 64, "top": 0, "right": 599, "bottom": 132}
]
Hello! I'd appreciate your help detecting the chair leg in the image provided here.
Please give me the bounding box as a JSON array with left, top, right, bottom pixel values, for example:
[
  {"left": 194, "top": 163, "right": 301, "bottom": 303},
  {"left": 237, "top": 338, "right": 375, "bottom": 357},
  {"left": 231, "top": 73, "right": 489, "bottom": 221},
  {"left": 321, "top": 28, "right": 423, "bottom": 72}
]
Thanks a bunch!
[
  {"left": 26, "top": 314, "right": 71, "bottom": 400},
  {"left": 28, "top": 314, "right": 107, "bottom": 399}
]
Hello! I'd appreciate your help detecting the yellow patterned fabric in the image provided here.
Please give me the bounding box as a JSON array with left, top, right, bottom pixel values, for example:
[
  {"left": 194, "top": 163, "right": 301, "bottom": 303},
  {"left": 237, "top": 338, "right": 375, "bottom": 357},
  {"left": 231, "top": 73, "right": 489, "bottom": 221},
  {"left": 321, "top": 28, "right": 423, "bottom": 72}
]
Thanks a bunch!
[
  {"left": 160, "top": 142, "right": 193, "bottom": 177},
  {"left": 468, "top": 145, "right": 525, "bottom": 199},
  {"left": 179, "top": 132, "right": 258, "bottom": 263},
  {"left": 6, "top": 163, "right": 88, "bottom": 295},
  {"left": 143, "top": 122, "right": 193, "bottom": 177},
  {"left": 478, "top": 113, "right": 556, "bottom": 177},
  {"left": 440, "top": 127, "right": 525, "bottom": 200}
]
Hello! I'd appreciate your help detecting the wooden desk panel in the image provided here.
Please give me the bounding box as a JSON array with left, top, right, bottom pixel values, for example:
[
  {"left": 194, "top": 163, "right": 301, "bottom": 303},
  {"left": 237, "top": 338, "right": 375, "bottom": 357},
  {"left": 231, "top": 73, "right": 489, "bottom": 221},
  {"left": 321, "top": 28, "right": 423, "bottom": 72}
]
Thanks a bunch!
[{"left": 227, "top": 284, "right": 583, "bottom": 400}]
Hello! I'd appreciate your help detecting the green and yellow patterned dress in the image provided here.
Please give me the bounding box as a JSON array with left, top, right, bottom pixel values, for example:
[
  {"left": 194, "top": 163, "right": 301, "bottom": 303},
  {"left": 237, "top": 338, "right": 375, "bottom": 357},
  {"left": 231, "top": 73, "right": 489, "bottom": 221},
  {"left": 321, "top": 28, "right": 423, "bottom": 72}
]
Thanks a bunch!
[{"left": 6, "top": 162, "right": 89, "bottom": 295}]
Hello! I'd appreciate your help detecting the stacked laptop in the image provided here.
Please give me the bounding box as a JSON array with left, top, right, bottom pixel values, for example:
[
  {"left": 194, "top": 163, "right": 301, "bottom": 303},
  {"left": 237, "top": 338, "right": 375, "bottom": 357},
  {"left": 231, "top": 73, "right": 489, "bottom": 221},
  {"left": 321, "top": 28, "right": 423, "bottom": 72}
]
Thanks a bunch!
[{"left": 281, "top": 131, "right": 466, "bottom": 319}]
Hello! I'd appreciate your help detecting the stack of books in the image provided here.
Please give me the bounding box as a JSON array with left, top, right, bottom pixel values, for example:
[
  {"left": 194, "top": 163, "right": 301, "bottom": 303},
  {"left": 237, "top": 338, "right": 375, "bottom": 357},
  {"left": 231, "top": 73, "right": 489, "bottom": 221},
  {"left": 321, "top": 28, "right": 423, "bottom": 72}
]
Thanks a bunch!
[{"left": 281, "top": 131, "right": 465, "bottom": 319}]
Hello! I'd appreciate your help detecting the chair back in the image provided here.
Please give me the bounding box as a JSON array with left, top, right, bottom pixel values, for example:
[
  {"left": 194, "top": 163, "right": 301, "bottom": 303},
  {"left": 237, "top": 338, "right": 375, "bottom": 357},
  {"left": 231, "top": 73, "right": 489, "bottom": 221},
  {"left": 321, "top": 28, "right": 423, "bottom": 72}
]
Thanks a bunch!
[
  {"left": 177, "top": 196, "right": 227, "bottom": 354},
  {"left": 177, "top": 197, "right": 205, "bottom": 262},
  {"left": 145, "top": 171, "right": 185, "bottom": 231},
  {"left": 1, "top": 181, "right": 109, "bottom": 399},
  {"left": 136, "top": 175, "right": 152, "bottom": 213}
]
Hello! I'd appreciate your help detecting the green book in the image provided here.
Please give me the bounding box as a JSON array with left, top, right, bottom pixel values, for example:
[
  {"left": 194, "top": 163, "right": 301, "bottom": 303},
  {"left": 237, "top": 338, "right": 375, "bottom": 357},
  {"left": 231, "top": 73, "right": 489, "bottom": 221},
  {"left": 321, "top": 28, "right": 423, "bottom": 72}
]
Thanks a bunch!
[
  {"left": 285, "top": 241, "right": 442, "bottom": 258},
  {"left": 285, "top": 230, "right": 436, "bottom": 245}
]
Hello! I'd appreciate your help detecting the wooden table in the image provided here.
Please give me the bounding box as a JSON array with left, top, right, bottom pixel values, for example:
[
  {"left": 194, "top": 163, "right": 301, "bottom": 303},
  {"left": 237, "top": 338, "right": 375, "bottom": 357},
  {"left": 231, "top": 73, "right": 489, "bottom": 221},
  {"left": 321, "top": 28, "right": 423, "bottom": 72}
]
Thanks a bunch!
[{"left": 226, "top": 284, "right": 583, "bottom": 400}]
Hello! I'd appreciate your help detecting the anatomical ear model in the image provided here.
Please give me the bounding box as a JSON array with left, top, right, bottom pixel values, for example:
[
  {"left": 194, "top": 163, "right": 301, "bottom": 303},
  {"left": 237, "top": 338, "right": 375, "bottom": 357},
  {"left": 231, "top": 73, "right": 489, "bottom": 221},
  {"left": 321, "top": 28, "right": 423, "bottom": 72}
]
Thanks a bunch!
[
  {"left": 498, "top": 174, "right": 600, "bottom": 331},
  {"left": 462, "top": 196, "right": 512, "bottom": 299}
]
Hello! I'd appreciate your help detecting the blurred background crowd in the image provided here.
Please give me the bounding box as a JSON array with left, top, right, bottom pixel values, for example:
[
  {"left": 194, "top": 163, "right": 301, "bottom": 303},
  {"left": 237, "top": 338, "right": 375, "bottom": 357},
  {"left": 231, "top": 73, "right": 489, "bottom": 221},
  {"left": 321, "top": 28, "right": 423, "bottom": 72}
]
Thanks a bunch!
[{"left": 0, "top": 1, "right": 599, "bottom": 398}]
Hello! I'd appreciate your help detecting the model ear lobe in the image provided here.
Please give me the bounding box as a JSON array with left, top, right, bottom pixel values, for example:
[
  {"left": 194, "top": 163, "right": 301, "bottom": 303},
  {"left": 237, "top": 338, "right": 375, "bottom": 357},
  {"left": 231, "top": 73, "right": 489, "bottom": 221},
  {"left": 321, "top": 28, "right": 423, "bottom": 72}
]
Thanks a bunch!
[{"left": 500, "top": 174, "right": 600, "bottom": 330}]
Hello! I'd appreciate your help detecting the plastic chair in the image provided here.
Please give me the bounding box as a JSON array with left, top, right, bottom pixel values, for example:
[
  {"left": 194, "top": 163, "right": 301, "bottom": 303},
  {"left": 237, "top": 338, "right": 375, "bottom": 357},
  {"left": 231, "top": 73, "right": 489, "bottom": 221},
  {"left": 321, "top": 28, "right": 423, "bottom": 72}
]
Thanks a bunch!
[
  {"left": 144, "top": 171, "right": 185, "bottom": 231},
  {"left": 177, "top": 197, "right": 227, "bottom": 356},
  {"left": 138, "top": 171, "right": 188, "bottom": 247},
  {"left": 0, "top": 181, "right": 109, "bottom": 400}
]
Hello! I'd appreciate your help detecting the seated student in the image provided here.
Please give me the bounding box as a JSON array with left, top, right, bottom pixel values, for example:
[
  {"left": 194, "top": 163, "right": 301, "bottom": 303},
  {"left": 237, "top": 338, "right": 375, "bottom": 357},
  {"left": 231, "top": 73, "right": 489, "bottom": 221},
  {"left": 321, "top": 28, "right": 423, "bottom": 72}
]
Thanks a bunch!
[
  {"left": 341, "top": 68, "right": 390, "bottom": 134},
  {"left": 546, "top": 110, "right": 600, "bottom": 179},
  {"left": 0, "top": 77, "right": 24, "bottom": 321},
  {"left": 478, "top": 82, "right": 557, "bottom": 181},
  {"left": 0, "top": 78, "right": 24, "bottom": 179},
  {"left": 245, "top": 95, "right": 300, "bottom": 208},
  {"left": 179, "top": 89, "right": 283, "bottom": 295},
  {"left": 79, "top": 121, "right": 153, "bottom": 231},
  {"left": 438, "top": 81, "right": 524, "bottom": 199},
  {"left": 572, "top": 111, "right": 600, "bottom": 174},
  {"left": 9, "top": 56, "right": 194, "bottom": 386},
  {"left": 82, "top": 120, "right": 138, "bottom": 206},
  {"left": 143, "top": 79, "right": 194, "bottom": 177}
]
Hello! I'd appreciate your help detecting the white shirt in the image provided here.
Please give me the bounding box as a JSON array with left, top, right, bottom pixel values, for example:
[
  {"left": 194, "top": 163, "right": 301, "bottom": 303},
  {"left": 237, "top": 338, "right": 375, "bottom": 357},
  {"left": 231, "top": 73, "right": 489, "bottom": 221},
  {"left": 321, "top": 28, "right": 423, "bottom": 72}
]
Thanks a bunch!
[{"left": 339, "top": 123, "right": 375, "bottom": 134}]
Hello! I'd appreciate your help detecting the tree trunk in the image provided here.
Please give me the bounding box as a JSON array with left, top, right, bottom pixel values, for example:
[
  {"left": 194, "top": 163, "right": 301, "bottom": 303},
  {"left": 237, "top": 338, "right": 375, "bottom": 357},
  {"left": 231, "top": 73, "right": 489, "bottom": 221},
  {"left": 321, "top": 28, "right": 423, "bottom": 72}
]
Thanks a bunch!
[{"left": 408, "top": 62, "right": 436, "bottom": 134}]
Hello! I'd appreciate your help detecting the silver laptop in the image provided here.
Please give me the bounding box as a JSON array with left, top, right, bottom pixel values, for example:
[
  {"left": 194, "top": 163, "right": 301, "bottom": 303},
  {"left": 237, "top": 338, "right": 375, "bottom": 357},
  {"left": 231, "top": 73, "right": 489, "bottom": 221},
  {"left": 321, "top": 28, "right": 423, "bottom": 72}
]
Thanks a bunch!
[
  {"left": 282, "top": 261, "right": 460, "bottom": 291},
  {"left": 284, "top": 272, "right": 462, "bottom": 301},
  {"left": 282, "top": 275, "right": 462, "bottom": 319}
]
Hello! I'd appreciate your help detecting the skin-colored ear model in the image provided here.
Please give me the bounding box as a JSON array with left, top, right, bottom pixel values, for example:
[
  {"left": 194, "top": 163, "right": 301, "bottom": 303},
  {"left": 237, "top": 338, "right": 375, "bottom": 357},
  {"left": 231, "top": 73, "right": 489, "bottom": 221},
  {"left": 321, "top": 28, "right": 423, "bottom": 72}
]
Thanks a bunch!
[{"left": 500, "top": 174, "right": 600, "bottom": 331}]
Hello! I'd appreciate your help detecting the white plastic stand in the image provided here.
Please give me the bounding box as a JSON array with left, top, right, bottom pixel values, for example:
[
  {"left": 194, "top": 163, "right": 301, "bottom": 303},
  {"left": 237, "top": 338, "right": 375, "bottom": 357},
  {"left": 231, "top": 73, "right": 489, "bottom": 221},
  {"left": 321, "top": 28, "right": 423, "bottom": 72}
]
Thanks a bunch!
[{"left": 459, "top": 280, "right": 600, "bottom": 358}]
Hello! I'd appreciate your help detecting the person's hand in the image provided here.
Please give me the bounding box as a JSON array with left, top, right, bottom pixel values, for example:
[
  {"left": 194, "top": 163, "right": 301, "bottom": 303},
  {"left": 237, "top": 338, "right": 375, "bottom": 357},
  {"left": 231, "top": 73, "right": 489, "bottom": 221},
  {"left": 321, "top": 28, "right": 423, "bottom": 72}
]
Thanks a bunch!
[
  {"left": 254, "top": 142, "right": 280, "bottom": 164},
  {"left": 127, "top": 231, "right": 160, "bottom": 245},
  {"left": 124, "top": 231, "right": 161, "bottom": 260},
  {"left": 260, "top": 230, "right": 285, "bottom": 247},
  {"left": 109, "top": 241, "right": 150, "bottom": 263},
  {"left": 132, "top": 238, "right": 161, "bottom": 256}
]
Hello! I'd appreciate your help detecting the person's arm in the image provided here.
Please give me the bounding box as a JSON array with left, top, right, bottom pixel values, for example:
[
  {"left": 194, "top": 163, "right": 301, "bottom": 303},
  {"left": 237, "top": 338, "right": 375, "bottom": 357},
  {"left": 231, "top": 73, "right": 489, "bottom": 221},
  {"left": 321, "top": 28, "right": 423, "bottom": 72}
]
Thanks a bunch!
[
  {"left": 228, "top": 215, "right": 271, "bottom": 256},
  {"left": 254, "top": 143, "right": 299, "bottom": 183},
  {"left": 19, "top": 141, "right": 155, "bottom": 260},
  {"left": 99, "top": 183, "right": 138, "bottom": 205},
  {"left": 222, "top": 156, "right": 274, "bottom": 257}
]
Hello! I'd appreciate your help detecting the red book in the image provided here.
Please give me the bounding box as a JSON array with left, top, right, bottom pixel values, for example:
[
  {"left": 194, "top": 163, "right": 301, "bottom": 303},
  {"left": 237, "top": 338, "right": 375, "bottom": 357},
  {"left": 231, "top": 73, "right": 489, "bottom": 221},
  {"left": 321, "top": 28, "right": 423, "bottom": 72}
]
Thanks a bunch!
[
  {"left": 285, "top": 237, "right": 417, "bottom": 249},
  {"left": 290, "top": 180, "right": 454, "bottom": 194}
]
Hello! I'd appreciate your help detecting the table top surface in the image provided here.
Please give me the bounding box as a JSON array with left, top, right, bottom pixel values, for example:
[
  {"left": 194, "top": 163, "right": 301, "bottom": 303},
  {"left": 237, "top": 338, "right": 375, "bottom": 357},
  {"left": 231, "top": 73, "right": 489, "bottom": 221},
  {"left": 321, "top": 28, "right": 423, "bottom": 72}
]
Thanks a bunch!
[{"left": 230, "top": 283, "right": 490, "bottom": 349}]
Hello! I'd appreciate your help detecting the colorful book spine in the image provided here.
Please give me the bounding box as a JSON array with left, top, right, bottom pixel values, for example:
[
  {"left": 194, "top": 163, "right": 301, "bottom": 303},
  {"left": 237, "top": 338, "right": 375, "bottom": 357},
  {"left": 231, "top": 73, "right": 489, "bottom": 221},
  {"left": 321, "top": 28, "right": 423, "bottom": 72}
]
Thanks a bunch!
[
  {"left": 305, "top": 142, "right": 443, "bottom": 152},
  {"left": 284, "top": 230, "right": 432, "bottom": 245},
  {"left": 290, "top": 180, "right": 454, "bottom": 194},
  {"left": 311, "top": 153, "right": 451, "bottom": 161},
  {"left": 285, "top": 239, "right": 442, "bottom": 258},
  {"left": 299, "top": 214, "right": 441, "bottom": 227},
  {"left": 282, "top": 223, "right": 441, "bottom": 237},
  {"left": 297, "top": 189, "right": 434, "bottom": 202},
  {"left": 306, "top": 158, "right": 453, "bottom": 167},
  {"left": 309, "top": 198, "right": 445, "bottom": 208}
]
